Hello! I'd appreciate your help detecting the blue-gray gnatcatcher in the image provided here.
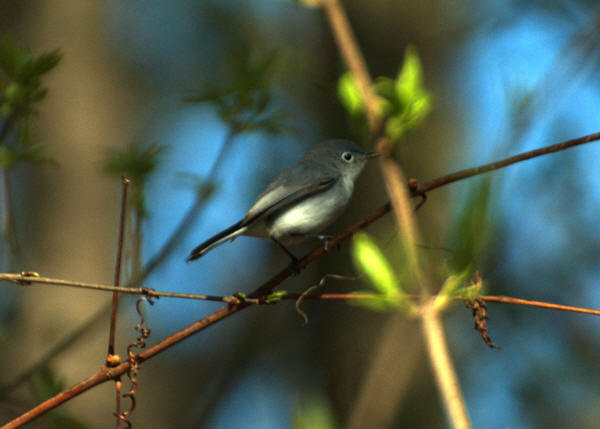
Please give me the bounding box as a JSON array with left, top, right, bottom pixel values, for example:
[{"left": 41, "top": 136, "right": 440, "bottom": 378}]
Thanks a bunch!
[{"left": 186, "top": 139, "right": 379, "bottom": 263}]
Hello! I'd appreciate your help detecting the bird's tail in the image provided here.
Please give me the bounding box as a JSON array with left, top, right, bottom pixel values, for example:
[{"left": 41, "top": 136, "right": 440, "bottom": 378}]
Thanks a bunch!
[{"left": 186, "top": 220, "right": 247, "bottom": 262}]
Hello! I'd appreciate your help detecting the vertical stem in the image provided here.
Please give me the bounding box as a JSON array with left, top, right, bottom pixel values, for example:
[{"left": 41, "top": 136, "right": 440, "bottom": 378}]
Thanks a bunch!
[
  {"left": 319, "top": 1, "right": 472, "bottom": 427},
  {"left": 107, "top": 177, "right": 130, "bottom": 356},
  {"left": 114, "top": 379, "right": 122, "bottom": 429},
  {"left": 421, "top": 302, "right": 472, "bottom": 429},
  {"left": 321, "top": 0, "right": 380, "bottom": 132}
]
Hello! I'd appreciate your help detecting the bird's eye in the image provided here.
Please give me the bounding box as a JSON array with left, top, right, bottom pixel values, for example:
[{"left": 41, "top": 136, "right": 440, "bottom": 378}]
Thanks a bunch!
[{"left": 342, "top": 152, "right": 353, "bottom": 162}]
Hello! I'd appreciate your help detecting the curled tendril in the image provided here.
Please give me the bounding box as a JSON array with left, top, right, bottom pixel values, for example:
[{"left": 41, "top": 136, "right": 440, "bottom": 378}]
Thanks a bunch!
[{"left": 116, "top": 295, "right": 156, "bottom": 427}]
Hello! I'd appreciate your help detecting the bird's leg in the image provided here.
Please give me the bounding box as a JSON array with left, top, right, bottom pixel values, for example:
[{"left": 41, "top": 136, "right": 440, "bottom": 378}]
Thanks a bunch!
[
  {"left": 271, "top": 237, "right": 302, "bottom": 274},
  {"left": 315, "top": 234, "right": 335, "bottom": 251},
  {"left": 291, "top": 233, "right": 337, "bottom": 251}
]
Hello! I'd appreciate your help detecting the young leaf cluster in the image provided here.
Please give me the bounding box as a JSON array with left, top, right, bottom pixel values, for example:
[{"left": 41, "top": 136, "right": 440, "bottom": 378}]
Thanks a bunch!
[
  {"left": 0, "top": 37, "right": 61, "bottom": 167},
  {"left": 184, "top": 51, "right": 292, "bottom": 136},
  {"left": 351, "top": 232, "right": 413, "bottom": 312},
  {"left": 102, "top": 140, "right": 166, "bottom": 216},
  {"left": 337, "top": 45, "right": 432, "bottom": 143}
]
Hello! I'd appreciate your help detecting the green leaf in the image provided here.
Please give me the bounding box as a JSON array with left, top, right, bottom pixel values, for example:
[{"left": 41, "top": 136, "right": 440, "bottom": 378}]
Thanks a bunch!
[
  {"left": 29, "top": 366, "right": 65, "bottom": 399},
  {"left": 434, "top": 268, "right": 471, "bottom": 309},
  {"left": 370, "top": 45, "right": 433, "bottom": 143},
  {"left": 395, "top": 45, "right": 423, "bottom": 103},
  {"left": 0, "top": 141, "right": 55, "bottom": 168},
  {"left": 0, "top": 37, "right": 28, "bottom": 78},
  {"left": 337, "top": 72, "right": 364, "bottom": 116},
  {"left": 184, "top": 50, "right": 290, "bottom": 137},
  {"left": 265, "top": 290, "right": 288, "bottom": 303},
  {"left": 29, "top": 367, "right": 88, "bottom": 429},
  {"left": 102, "top": 140, "right": 166, "bottom": 215},
  {"left": 352, "top": 232, "right": 399, "bottom": 296},
  {"left": 293, "top": 394, "right": 338, "bottom": 429},
  {"left": 449, "top": 178, "right": 493, "bottom": 274},
  {"left": 102, "top": 140, "right": 166, "bottom": 184},
  {"left": 20, "top": 49, "right": 62, "bottom": 81}
]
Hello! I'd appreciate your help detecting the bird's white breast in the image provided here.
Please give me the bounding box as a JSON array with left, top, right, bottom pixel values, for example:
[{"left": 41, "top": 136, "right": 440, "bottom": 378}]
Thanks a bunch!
[{"left": 268, "top": 178, "right": 353, "bottom": 242}]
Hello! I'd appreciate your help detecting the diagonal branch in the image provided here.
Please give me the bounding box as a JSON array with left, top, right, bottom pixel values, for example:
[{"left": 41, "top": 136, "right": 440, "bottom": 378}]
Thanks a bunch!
[
  {"left": 3, "top": 130, "right": 600, "bottom": 428},
  {"left": 416, "top": 131, "right": 600, "bottom": 195}
]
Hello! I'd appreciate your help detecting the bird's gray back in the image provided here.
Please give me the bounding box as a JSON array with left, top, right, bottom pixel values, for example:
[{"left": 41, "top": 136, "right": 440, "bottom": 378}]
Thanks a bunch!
[{"left": 245, "top": 158, "right": 340, "bottom": 221}]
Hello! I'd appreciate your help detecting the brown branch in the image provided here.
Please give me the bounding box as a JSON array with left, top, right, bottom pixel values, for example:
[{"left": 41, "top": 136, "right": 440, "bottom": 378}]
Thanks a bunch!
[
  {"left": 107, "top": 177, "right": 130, "bottom": 358},
  {"left": 4, "top": 275, "right": 599, "bottom": 317},
  {"left": 292, "top": 293, "right": 600, "bottom": 317},
  {"left": 320, "top": 0, "right": 380, "bottom": 132},
  {"left": 4, "top": 130, "right": 600, "bottom": 428},
  {"left": 421, "top": 301, "right": 472, "bottom": 429},
  {"left": 416, "top": 131, "right": 600, "bottom": 195}
]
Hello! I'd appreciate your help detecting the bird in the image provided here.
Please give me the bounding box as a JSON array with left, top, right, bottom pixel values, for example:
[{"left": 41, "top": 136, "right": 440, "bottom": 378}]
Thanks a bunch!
[{"left": 186, "top": 139, "right": 379, "bottom": 263}]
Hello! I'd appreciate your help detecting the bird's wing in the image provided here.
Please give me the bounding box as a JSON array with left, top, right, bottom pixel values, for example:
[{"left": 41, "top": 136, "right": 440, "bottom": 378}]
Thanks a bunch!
[{"left": 242, "top": 160, "right": 338, "bottom": 227}]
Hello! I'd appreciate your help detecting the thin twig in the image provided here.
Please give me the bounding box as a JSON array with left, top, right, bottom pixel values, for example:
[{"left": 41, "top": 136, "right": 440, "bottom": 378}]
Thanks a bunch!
[
  {"left": 0, "top": 128, "right": 240, "bottom": 395},
  {"left": 0, "top": 274, "right": 234, "bottom": 302},
  {"left": 320, "top": 0, "right": 380, "bottom": 132},
  {"left": 416, "top": 131, "right": 600, "bottom": 195},
  {"left": 108, "top": 177, "right": 130, "bottom": 357},
  {"left": 421, "top": 301, "right": 472, "bottom": 429},
  {"left": 109, "top": 178, "right": 129, "bottom": 429},
  {"left": 4, "top": 131, "right": 600, "bottom": 428},
  {"left": 3, "top": 274, "right": 599, "bottom": 317}
]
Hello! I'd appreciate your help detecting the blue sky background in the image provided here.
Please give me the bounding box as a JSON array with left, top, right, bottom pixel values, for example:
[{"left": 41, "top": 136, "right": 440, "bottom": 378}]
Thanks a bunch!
[{"left": 99, "top": 2, "right": 600, "bottom": 427}]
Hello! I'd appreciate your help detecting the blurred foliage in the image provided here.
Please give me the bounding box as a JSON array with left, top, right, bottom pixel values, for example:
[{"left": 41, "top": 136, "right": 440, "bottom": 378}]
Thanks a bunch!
[
  {"left": 176, "top": 171, "right": 217, "bottom": 199},
  {"left": 449, "top": 178, "right": 493, "bottom": 276},
  {"left": 0, "top": 140, "right": 55, "bottom": 168},
  {"left": 337, "top": 45, "right": 432, "bottom": 143},
  {"left": 102, "top": 140, "right": 166, "bottom": 216},
  {"left": 184, "top": 50, "right": 294, "bottom": 137},
  {"left": 0, "top": 36, "right": 60, "bottom": 167},
  {"left": 292, "top": 394, "right": 338, "bottom": 429},
  {"left": 265, "top": 290, "right": 288, "bottom": 303},
  {"left": 351, "top": 232, "right": 412, "bottom": 312},
  {"left": 29, "top": 367, "right": 87, "bottom": 429},
  {"left": 433, "top": 268, "right": 473, "bottom": 309}
]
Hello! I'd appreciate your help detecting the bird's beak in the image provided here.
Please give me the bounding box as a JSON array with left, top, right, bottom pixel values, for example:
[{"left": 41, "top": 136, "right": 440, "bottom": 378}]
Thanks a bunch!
[{"left": 365, "top": 151, "right": 380, "bottom": 158}]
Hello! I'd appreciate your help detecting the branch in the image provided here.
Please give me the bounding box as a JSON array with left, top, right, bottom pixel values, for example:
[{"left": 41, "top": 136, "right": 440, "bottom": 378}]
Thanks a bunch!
[
  {"left": 4, "top": 130, "right": 600, "bottom": 428},
  {"left": 4, "top": 274, "right": 599, "bottom": 316},
  {"left": 107, "top": 177, "right": 130, "bottom": 358},
  {"left": 0, "top": 127, "right": 242, "bottom": 397},
  {"left": 320, "top": 0, "right": 380, "bottom": 132},
  {"left": 0, "top": 274, "right": 237, "bottom": 302},
  {"left": 415, "top": 131, "right": 600, "bottom": 195},
  {"left": 319, "top": 0, "right": 468, "bottom": 424},
  {"left": 421, "top": 301, "right": 471, "bottom": 429}
]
